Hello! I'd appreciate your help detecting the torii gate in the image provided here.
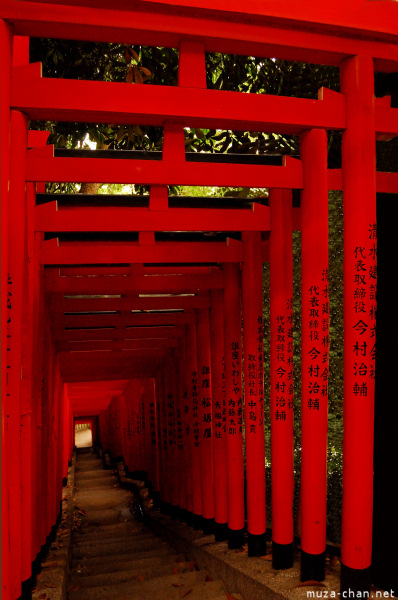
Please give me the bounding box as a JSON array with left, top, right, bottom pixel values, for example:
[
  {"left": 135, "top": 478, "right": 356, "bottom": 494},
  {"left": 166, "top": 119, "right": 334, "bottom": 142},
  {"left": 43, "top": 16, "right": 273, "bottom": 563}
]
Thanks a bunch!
[{"left": 1, "top": 1, "right": 398, "bottom": 599}]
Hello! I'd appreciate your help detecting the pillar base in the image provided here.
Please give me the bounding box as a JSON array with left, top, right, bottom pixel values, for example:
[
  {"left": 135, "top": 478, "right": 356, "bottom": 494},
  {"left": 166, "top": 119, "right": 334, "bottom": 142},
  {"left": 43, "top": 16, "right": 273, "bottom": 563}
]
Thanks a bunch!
[
  {"left": 192, "top": 513, "right": 204, "bottom": 530},
  {"left": 301, "top": 549, "right": 325, "bottom": 581},
  {"left": 185, "top": 510, "right": 194, "bottom": 526},
  {"left": 32, "top": 553, "right": 41, "bottom": 580},
  {"left": 21, "top": 577, "right": 32, "bottom": 600},
  {"left": 170, "top": 504, "right": 180, "bottom": 520},
  {"left": 214, "top": 522, "right": 228, "bottom": 542},
  {"left": 179, "top": 508, "right": 189, "bottom": 524},
  {"left": 272, "top": 541, "right": 294, "bottom": 569},
  {"left": 202, "top": 517, "right": 215, "bottom": 535},
  {"left": 228, "top": 527, "right": 245, "bottom": 549},
  {"left": 248, "top": 532, "right": 267, "bottom": 557},
  {"left": 340, "top": 563, "right": 371, "bottom": 597},
  {"left": 152, "top": 491, "right": 161, "bottom": 508},
  {"left": 160, "top": 500, "right": 172, "bottom": 515}
]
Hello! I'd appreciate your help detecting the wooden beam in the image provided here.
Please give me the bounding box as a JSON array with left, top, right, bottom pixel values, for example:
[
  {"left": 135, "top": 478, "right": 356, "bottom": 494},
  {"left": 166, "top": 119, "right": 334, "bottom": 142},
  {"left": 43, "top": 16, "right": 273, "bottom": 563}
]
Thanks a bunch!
[
  {"left": 57, "top": 338, "right": 180, "bottom": 352},
  {"left": 26, "top": 155, "right": 303, "bottom": 189},
  {"left": 58, "top": 326, "right": 185, "bottom": 343},
  {"left": 35, "top": 202, "right": 271, "bottom": 232},
  {"left": 61, "top": 312, "right": 192, "bottom": 328},
  {"left": 43, "top": 271, "right": 223, "bottom": 293},
  {"left": 13, "top": 65, "right": 345, "bottom": 137},
  {"left": 40, "top": 240, "right": 245, "bottom": 265},
  {"left": 1, "top": 1, "right": 397, "bottom": 70},
  {"left": 62, "top": 295, "right": 209, "bottom": 312}
]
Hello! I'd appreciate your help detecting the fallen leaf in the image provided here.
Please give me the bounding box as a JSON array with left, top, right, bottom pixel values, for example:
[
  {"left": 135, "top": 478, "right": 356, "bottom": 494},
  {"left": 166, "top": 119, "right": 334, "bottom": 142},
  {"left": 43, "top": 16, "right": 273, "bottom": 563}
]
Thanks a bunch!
[
  {"left": 172, "top": 583, "right": 184, "bottom": 587},
  {"left": 183, "top": 590, "right": 193, "bottom": 598},
  {"left": 260, "top": 554, "right": 273, "bottom": 560},
  {"left": 70, "top": 584, "right": 80, "bottom": 592},
  {"left": 226, "top": 593, "right": 236, "bottom": 600},
  {"left": 137, "top": 575, "right": 145, "bottom": 581},
  {"left": 294, "top": 581, "right": 326, "bottom": 588},
  {"left": 172, "top": 566, "right": 179, "bottom": 574},
  {"left": 188, "top": 561, "right": 195, "bottom": 571},
  {"left": 39, "top": 594, "right": 47, "bottom": 599}
]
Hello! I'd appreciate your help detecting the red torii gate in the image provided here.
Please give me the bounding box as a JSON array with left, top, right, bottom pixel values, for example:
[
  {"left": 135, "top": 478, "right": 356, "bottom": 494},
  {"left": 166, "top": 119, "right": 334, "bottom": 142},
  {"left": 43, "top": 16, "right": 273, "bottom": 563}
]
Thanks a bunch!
[{"left": 1, "top": 1, "right": 397, "bottom": 599}]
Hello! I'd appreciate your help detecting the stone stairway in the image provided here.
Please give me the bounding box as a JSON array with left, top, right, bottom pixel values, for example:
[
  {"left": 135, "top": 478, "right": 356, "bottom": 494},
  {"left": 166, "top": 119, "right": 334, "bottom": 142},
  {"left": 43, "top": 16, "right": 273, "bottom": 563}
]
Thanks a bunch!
[{"left": 69, "top": 448, "right": 234, "bottom": 600}]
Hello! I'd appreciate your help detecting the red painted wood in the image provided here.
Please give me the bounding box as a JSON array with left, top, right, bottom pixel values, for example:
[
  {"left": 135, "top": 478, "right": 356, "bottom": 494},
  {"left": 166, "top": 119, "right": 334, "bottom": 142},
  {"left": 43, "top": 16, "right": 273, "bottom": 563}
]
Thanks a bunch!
[
  {"left": 174, "top": 343, "right": 186, "bottom": 510},
  {"left": 155, "top": 371, "right": 167, "bottom": 501},
  {"left": 209, "top": 290, "right": 228, "bottom": 527},
  {"left": 138, "top": 0, "right": 398, "bottom": 41},
  {"left": 269, "top": 188, "right": 294, "bottom": 547},
  {"left": 12, "top": 69, "right": 345, "bottom": 135},
  {"left": 40, "top": 241, "right": 246, "bottom": 265},
  {"left": 61, "top": 312, "right": 191, "bottom": 328},
  {"left": 169, "top": 353, "right": 180, "bottom": 509},
  {"left": 34, "top": 202, "right": 271, "bottom": 232},
  {"left": 223, "top": 263, "right": 245, "bottom": 534},
  {"left": 340, "top": 55, "right": 377, "bottom": 572},
  {"left": 164, "top": 359, "right": 177, "bottom": 506},
  {"left": 300, "top": 129, "right": 329, "bottom": 564},
  {"left": 2, "top": 1, "right": 397, "bottom": 70},
  {"left": 196, "top": 309, "right": 215, "bottom": 522},
  {"left": 0, "top": 19, "right": 12, "bottom": 600},
  {"left": 188, "top": 322, "right": 202, "bottom": 518},
  {"left": 58, "top": 339, "right": 179, "bottom": 353},
  {"left": 59, "top": 326, "right": 185, "bottom": 343},
  {"left": 182, "top": 325, "right": 194, "bottom": 514},
  {"left": 241, "top": 232, "right": 266, "bottom": 537},
  {"left": 26, "top": 153, "right": 301, "bottom": 189},
  {"left": 43, "top": 271, "right": 224, "bottom": 294},
  {"left": 6, "top": 109, "right": 29, "bottom": 598},
  {"left": 61, "top": 295, "right": 210, "bottom": 312}
]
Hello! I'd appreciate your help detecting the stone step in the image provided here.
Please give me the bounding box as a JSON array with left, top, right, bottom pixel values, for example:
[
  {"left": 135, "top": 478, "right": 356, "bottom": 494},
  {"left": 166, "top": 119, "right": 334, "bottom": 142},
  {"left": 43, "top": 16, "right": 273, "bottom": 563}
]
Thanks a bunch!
[
  {"left": 71, "top": 545, "right": 183, "bottom": 569},
  {"left": 73, "top": 488, "right": 131, "bottom": 508},
  {"left": 76, "top": 507, "right": 135, "bottom": 526},
  {"left": 75, "top": 461, "right": 104, "bottom": 469},
  {"left": 70, "top": 560, "right": 196, "bottom": 588},
  {"left": 71, "top": 552, "right": 186, "bottom": 576},
  {"left": 69, "top": 569, "right": 208, "bottom": 600},
  {"left": 74, "top": 521, "right": 143, "bottom": 539},
  {"left": 72, "top": 537, "right": 169, "bottom": 559},
  {"left": 73, "top": 528, "right": 155, "bottom": 546},
  {"left": 75, "top": 470, "right": 116, "bottom": 481},
  {"left": 75, "top": 482, "right": 121, "bottom": 493}
]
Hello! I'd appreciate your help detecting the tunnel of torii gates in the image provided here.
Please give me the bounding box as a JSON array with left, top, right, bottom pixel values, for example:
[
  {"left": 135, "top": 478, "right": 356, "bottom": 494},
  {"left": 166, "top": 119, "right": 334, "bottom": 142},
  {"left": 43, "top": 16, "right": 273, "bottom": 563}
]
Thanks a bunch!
[{"left": 1, "top": 0, "right": 398, "bottom": 599}]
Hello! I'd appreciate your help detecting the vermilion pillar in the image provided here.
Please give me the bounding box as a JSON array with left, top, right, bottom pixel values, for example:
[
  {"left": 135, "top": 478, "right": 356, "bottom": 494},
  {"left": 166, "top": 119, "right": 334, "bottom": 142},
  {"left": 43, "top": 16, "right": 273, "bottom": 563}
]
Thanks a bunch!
[
  {"left": 155, "top": 369, "right": 168, "bottom": 509},
  {"left": 269, "top": 189, "right": 294, "bottom": 569},
  {"left": 209, "top": 290, "right": 228, "bottom": 541},
  {"left": 223, "top": 263, "right": 245, "bottom": 549},
  {"left": 300, "top": 128, "right": 329, "bottom": 582},
  {"left": 6, "top": 109, "right": 29, "bottom": 600},
  {"left": 241, "top": 232, "right": 267, "bottom": 556},
  {"left": 189, "top": 322, "right": 203, "bottom": 528},
  {"left": 0, "top": 20, "right": 12, "bottom": 600},
  {"left": 340, "top": 55, "right": 377, "bottom": 595},
  {"left": 196, "top": 308, "right": 215, "bottom": 534},
  {"left": 167, "top": 352, "right": 179, "bottom": 514},
  {"left": 183, "top": 323, "right": 195, "bottom": 521},
  {"left": 175, "top": 341, "right": 186, "bottom": 515}
]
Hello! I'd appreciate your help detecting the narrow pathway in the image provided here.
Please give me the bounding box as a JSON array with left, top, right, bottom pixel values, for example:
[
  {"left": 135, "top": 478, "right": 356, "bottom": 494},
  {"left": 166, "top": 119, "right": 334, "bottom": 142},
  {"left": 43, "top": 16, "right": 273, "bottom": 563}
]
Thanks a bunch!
[{"left": 69, "top": 448, "right": 230, "bottom": 600}]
